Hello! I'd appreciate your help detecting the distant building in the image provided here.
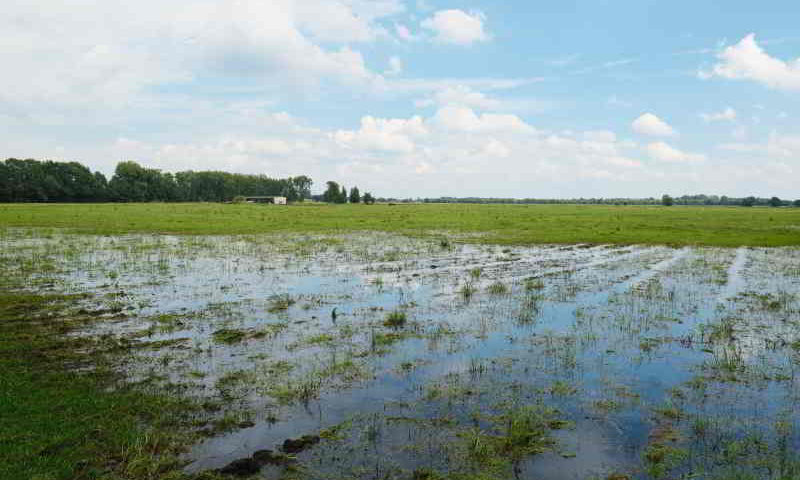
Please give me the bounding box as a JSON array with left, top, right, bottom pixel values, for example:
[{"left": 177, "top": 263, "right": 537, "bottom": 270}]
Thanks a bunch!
[{"left": 244, "top": 196, "right": 287, "bottom": 205}]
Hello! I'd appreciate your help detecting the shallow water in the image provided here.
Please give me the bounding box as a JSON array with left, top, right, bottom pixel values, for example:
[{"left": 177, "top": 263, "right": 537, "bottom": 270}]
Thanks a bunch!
[{"left": 3, "top": 230, "right": 799, "bottom": 479}]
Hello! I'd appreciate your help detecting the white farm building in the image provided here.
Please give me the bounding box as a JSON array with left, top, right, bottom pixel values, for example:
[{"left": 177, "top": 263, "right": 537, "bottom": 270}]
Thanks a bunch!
[{"left": 244, "top": 196, "right": 287, "bottom": 205}]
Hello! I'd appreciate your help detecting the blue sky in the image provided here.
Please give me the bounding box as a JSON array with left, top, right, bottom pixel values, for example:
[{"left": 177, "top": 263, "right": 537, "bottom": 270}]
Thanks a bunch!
[{"left": 2, "top": 0, "right": 799, "bottom": 198}]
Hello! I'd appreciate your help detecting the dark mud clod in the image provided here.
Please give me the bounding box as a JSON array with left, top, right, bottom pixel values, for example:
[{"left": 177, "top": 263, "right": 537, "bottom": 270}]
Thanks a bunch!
[
  {"left": 252, "top": 449, "right": 291, "bottom": 465},
  {"left": 218, "top": 458, "right": 261, "bottom": 477},
  {"left": 218, "top": 434, "right": 318, "bottom": 477},
  {"left": 219, "top": 449, "right": 293, "bottom": 477},
  {"left": 282, "top": 434, "right": 321, "bottom": 453}
]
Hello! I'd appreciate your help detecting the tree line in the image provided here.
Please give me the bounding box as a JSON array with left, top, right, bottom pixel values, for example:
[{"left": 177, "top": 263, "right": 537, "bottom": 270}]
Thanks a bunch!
[
  {"left": 2, "top": 158, "right": 794, "bottom": 207},
  {"left": 0, "top": 158, "right": 312, "bottom": 203},
  {"left": 660, "top": 194, "right": 798, "bottom": 208},
  {"left": 387, "top": 194, "right": 800, "bottom": 207},
  {"left": 316, "top": 181, "right": 375, "bottom": 204}
]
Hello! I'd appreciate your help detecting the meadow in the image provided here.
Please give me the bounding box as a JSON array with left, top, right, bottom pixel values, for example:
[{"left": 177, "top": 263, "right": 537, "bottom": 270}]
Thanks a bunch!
[
  {"left": 1, "top": 204, "right": 800, "bottom": 480},
  {"left": 1, "top": 202, "right": 800, "bottom": 246}
]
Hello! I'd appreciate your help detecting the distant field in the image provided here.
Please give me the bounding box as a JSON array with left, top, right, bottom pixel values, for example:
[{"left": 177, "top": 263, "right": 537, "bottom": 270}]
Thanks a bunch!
[{"left": 1, "top": 202, "right": 799, "bottom": 246}]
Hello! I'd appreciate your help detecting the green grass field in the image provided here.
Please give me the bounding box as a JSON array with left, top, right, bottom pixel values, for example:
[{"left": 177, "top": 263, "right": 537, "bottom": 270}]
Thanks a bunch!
[{"left": 1, "top": 202, "right": 799, "bottom": 246}]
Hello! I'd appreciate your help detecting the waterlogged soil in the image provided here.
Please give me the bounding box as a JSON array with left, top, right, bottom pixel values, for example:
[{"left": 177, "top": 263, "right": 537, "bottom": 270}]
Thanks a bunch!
[{"left": 2, "top": 229, "right": 799, "bottom": 480}]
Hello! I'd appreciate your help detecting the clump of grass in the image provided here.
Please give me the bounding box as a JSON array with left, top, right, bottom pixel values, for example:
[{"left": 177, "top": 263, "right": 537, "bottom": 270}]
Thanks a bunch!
[
  {"left": 639, "top": 337, "right": 662, "bottom": 353},
  {"left": 517, "top": 294, "right": 543, "bottom": 325},
  {"left": 644, "top": 443, "right": 688, "bottom": 478},
  {"left": 525, "top": 278, "right": 545, "bottom": 291},
  {"left": 468, "top": 357, "right": 486, "bottom": 376},
  {"left": 594, "top": 399, "right": 622, "bottom": 412},
  {"left": 460, "top": 282, "right": 477, "bottom": 300},
  {"left": 654, "top": 402, "right": 682, "bottom": 420},
  {"left": 372, "top": 331, "right": 409, "bottom": 349},
  {"left": 412, "top": 468, "right": 445, "bottom": 480},
  {"left": 487, "top": 281, "right": 508, "bottom": 295},
  {"left": 692, "top": 416, "right": 710, "bottom": 437},
  {"left": 254, "top": 321, "right": 288, "bottom": 339},
  {"left": 710, "top": 317, "right": 736, "bottom": 342},
  {"left": 548, "top": 380, "right": 576, "bottom": 396},
  {"left": 287, "top": 332, "right": 337, "bottom": 351},
  {"left": 469, "top": 268, "right": 483, "bottom": 280},
  {"left": 400, "top": 361, "right": 416, "bottom": 372},
  {"left": 148, "top": 313, "right": 187, "bottom": 334},
  {"left": 215, "top": 369, "right": 253, "bottom": 391},
  {"left": 461, "top": 428, "right": 501, "bottom": 466},
  {"left": 305, "top": 333, "right": 335, "bottom": 345},
  {"left": 210, "top": 410, "right": 254, "bottom": 433},
  {"left": 384, "top": 310, "right": 407, "bottom": 328},
  {"left": 446, "top": 402, "right": 569, "bottom": 480},
  {"left": 710, "top": 347, "right": 745, "bottom": 377},
  {"left": 269, "top": 378, "right": 322, "bottom": 405},
  {"left": 267, "top": 294, "right": 296, "bottom": 312},
  {"left": 212, "top": 328, "right": 248, "bottom": 344},
  {"left": 382, "top": 249, "right": 401, "bottom": 262},
  {"left": 475, "top": 405, "right": 564, "bottom": 464}
]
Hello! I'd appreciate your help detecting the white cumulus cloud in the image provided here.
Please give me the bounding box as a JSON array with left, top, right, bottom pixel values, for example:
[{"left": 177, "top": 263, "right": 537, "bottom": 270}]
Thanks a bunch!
[
  {"left": 334, "top": 115, "right": 427, "bottom": 153},
  {"left": 700, "top": 107, "right": 737, "bottom": 122},
  {"left": 632, "top": 113, "right": 676, "bottom": 137},
  {"left": 483, "top": 138, "right": 511, "bottom": 158},
  {"left": 421, "top": 10, "right": 490, "bottom": 46},
  {"left": 415, "top": 85, "right": 501, "bottom": 110},
  {"left": 703, "top": 34, "right": 800, "bottom": 91},
  {"left": 432, "top": 105, "right": 535, "bottom": 133},
  {"left": 646, "top": 142, "right": 705, "bottom": 163}
]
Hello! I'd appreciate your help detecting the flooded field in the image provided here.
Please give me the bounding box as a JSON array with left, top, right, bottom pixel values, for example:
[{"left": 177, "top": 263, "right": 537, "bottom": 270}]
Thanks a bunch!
[{"left": 3, "top": 229, "right": 800, "bottom": 480}]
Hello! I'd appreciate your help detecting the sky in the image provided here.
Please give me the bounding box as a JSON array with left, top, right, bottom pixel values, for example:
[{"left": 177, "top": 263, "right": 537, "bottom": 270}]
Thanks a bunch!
[{"left": 2, "top": 0, "right": 800, "bottom": 198}]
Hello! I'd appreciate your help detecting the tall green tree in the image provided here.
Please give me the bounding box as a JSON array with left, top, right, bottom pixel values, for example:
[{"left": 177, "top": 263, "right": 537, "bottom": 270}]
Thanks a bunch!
[
  {"left": 661, "top": 194, "right": 674, "bottom": 207},
  {"left": 349, "top": 186, "right": 361, "bottom": 204},
  {"left": 323, "top": 181, "right": 341, "bottom": 203},
  {"left": 741, "top": 196, "right": 757, "bottom": 207},
  {"left": 289, "top": 176, "right": 313, "bottom": 201},
  {"left": 109, "top": 161, "right": 154, "bottom": 202}
]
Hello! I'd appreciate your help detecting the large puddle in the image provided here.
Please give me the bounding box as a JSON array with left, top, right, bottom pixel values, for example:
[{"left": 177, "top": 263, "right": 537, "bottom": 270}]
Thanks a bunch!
[{"left": 3, "top": 230, "right": 799, "bottom": 479}]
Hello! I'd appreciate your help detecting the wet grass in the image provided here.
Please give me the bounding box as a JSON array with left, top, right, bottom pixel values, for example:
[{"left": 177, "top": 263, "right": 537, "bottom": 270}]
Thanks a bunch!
[
  {"left": 2, "top": 203, "right": 800, "bottom": 246},
  {"left": 0, "top": 293, "right": 211, "bottom": 480}
]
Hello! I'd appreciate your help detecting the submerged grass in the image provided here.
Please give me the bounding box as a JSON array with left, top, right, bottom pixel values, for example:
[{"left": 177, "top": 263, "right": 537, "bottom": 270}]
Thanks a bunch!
[{"left": 2, "top": 203, "right": 800, "bottom": 246}]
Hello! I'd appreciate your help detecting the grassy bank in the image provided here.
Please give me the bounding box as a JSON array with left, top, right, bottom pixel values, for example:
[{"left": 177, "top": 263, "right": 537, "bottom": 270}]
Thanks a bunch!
[
  {"left": 1, "top": 202, "right": 799, "bottom": 246},
  {"left": 0, "top": 292, "right": 211, "bottom": 480}
]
